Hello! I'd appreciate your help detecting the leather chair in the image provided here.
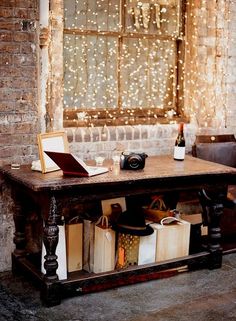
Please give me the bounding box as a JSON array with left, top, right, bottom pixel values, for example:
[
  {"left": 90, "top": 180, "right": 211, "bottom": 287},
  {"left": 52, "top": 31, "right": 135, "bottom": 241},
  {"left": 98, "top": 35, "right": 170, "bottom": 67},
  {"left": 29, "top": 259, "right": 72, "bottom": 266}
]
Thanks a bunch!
[{"left": 192, "top": 134, "right": 236, "bottom": 252}]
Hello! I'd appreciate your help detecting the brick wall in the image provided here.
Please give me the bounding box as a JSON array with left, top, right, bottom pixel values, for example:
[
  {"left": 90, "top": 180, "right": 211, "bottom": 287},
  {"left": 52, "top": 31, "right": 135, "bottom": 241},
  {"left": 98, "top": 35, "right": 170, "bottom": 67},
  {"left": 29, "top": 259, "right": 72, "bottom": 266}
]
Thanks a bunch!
[
  {"left": 0, "top": 0, "right": 39, "bottom": 271},
  {"left": 0, "top": 0, "right": 39, "bottom": 166},
  {"left": 0, "top": 0, "right": 236, "bottom": 272},
  {"left": 66, "top": 124, "right": 196, "bottom": 161}
]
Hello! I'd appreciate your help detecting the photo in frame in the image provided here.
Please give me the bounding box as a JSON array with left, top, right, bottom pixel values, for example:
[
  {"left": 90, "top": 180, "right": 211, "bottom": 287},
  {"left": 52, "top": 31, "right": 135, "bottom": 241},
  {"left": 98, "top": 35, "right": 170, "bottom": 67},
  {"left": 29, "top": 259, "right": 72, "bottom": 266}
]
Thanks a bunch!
[{"left": 37, "top": 131, "right": 69, "bottom": 173}]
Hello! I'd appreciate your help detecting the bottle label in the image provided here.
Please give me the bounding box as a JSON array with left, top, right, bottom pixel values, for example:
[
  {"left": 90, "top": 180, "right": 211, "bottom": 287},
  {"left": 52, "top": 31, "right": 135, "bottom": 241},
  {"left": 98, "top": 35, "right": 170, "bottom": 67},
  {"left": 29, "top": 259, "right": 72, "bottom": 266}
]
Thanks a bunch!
[{"left": 174, "top": 146, "right": 185, "bottom": 160}]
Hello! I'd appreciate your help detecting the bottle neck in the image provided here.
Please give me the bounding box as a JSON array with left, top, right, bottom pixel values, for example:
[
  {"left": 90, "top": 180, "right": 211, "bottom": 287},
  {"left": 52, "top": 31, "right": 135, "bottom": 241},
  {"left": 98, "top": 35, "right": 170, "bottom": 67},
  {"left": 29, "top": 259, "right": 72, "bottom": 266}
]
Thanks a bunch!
[{"left": 178, "top": 123, "right": 184, "bottom": 134}]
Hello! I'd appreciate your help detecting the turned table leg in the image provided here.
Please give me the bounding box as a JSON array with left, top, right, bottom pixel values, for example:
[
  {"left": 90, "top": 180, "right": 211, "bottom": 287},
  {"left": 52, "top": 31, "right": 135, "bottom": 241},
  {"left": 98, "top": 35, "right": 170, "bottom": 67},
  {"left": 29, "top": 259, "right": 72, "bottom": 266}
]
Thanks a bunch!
[
  {"left": 199, "top": 189, "right": 224, "bottom": 269},
  {"left": 41, "top": 196, "right": 62, "bottom": 307},
  {"left": 12, "top": 197, "right": 26, "bottom": 257},
  {"left": 11, "top": 193, "right": 27, "bottom": 275}
]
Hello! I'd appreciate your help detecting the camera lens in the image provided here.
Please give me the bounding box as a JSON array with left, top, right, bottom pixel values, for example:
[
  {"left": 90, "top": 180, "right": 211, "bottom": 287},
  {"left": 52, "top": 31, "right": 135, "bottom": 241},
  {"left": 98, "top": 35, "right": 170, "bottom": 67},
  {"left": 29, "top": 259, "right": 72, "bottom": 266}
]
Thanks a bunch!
[{"left": 128, "top": 155, "right": 142, "bottom": 169}]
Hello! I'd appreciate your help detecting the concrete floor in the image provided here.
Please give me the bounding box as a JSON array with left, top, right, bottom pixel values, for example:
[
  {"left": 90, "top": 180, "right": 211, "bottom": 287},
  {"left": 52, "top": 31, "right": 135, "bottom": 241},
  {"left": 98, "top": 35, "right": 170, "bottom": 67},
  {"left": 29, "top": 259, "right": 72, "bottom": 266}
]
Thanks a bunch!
[{"left": 0, "top": 254, "right": 236, "bottom": 321}]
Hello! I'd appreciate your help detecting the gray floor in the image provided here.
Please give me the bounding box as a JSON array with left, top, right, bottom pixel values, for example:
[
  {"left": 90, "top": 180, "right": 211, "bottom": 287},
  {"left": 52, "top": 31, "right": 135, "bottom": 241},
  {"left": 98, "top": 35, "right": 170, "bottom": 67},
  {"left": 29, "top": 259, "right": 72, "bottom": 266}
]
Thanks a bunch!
[{"left": 0, "top": 254, "right": 236, "bottom": 321}]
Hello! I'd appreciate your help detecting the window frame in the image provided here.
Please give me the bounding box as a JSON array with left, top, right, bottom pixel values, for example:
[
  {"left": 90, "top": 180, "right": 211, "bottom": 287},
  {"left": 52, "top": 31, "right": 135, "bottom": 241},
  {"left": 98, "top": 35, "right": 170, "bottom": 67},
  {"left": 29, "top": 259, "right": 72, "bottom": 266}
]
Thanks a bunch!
[{"left": 63, "top": 0, "right": 186, "bottom": 127}]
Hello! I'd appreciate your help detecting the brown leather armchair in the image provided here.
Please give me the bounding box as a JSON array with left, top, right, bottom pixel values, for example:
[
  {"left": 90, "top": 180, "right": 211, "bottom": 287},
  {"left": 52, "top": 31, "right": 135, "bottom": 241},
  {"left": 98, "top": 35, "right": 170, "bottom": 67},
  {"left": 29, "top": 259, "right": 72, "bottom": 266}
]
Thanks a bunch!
[{"left": 192, "top": 134, "right": 236, "bottom": 252}]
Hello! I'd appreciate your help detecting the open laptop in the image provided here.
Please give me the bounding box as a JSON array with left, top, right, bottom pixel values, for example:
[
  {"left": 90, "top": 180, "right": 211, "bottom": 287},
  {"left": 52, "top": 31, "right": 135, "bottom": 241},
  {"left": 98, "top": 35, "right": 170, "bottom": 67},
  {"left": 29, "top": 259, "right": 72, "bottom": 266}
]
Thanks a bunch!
[{"left": 44, "top": 151, "right": 109, "bottom": 177}]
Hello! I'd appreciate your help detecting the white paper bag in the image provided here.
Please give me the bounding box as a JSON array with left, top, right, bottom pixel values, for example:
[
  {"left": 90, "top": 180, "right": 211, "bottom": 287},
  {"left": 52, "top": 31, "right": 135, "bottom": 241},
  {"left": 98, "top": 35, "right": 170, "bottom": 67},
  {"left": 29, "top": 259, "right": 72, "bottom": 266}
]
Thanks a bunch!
[
  {"left": 138, "top": 229, "right": 157, "bottom": 265},
  {"left": 41, "top": 224, "right": 67, "bottom": 280}
]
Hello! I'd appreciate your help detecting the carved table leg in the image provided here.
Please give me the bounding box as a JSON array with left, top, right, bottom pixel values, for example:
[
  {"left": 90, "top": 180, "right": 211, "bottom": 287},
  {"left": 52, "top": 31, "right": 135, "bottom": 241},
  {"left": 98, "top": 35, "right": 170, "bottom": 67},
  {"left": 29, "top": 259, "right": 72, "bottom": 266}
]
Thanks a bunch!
[
  {"left": 199, "top": 189, "right": 224, "bottom": 269},
  {"left": 41, "top": 196, "right": 62, "bottom": 307},
  {"left": 13, "top": 197, "right": 26, "bottom": 256},
  {"left": 11, "top": 191, "right": 27, "bottom": 274}
]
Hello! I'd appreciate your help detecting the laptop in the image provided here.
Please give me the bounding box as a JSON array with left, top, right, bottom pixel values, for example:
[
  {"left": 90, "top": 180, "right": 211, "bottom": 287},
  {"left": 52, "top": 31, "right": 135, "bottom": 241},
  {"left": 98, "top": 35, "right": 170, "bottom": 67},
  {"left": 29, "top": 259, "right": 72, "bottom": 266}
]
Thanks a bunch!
[{"left": 44, "top": 151, "right": 109, "bottom": 177}]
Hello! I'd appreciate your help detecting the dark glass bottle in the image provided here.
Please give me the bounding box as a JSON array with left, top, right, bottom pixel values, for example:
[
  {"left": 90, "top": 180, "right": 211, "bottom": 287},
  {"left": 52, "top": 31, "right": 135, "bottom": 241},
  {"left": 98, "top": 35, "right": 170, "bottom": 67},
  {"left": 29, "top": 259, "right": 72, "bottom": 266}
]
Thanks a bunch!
[{"left": 173, "top": 123, "right": 185, "bottom": 161}]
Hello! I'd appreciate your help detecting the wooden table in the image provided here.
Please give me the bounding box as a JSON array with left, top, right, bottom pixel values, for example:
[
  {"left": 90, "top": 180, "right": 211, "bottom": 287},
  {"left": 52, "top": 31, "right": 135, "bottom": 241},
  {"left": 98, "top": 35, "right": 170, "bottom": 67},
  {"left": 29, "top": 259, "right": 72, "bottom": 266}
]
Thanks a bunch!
[{"left": 1, "top": 155, "right": 236, "bottom": 306}]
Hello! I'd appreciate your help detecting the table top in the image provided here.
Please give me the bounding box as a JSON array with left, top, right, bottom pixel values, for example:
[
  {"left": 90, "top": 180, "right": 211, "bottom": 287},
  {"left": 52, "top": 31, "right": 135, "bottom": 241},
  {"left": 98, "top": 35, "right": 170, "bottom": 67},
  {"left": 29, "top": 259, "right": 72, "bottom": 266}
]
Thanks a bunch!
[{"left": 1, "top": 155, "right": 236, "bottom": 194}]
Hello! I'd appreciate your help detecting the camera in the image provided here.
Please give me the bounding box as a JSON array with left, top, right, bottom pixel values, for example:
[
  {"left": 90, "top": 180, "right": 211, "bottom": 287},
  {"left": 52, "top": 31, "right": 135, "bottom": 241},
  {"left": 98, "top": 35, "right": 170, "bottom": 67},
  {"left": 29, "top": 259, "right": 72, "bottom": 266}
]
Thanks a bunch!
[{"left": 120, "top": 152, "right": 148, "bottom": 170}]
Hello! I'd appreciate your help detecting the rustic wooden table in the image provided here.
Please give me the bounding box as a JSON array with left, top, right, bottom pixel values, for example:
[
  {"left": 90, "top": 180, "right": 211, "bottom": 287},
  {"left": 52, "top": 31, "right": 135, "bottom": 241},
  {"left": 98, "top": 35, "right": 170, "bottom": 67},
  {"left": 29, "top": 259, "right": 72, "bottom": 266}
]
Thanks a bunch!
[{"left": 1, "top": 155, "right": 236, "bottom": 306}]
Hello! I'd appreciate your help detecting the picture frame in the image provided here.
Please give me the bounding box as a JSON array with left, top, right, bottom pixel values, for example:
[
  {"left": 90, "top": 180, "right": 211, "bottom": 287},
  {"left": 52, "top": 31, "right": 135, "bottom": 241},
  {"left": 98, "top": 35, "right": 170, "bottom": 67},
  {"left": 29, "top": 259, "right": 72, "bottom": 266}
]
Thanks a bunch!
[{"left": 37, "top": 131, "right": 69, "bottom": 173}]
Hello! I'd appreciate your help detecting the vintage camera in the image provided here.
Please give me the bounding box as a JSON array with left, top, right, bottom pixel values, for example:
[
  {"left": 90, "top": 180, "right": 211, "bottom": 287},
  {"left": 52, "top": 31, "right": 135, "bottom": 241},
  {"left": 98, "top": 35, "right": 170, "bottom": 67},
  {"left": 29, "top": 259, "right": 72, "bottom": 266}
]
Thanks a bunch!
[{"left": 120, "top": 152, "right": 148, "bottom": 170}]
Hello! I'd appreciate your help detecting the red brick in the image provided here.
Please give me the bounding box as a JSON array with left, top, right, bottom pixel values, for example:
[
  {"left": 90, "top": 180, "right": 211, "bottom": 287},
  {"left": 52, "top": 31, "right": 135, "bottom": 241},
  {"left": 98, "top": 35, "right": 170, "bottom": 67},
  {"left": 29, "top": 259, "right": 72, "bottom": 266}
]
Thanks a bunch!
[
  {"left": 0, "top": 54, "right": 13, "bottom": 65},
  {"left": 0, "top": 43, "right": 20, "bottom": 54},
  {"left": 15, "top": 0, "right": 37, "bottom": 9},
  {"left": 0, "top": 146, "right": 18, "bottom": 158},
  {"left": 0, "top": 20, "right": 17, "bottom": 30},
  {"left": 0, "top": 101, "right": 15, "bottom": 112},
  {"left": 11, "top": 78, "right": 36, "bottom": 89},
  {"left": 19, "top": 66, "right": 37, "bottom": 77},
  {"left": 0, "top": 31, "right": 13, "bottom": 42},
  {"left": 20, "top": 43, "right": 36, "bottom": 54},
  {"left": 14, "top": 8, "right": 29, "bottom": 19},
  {"left": 0, "top": 89, "right": 22, "bottom": 101},
  {"left": 13, "top": 54, "right": 35, "bottom": 66},
  {"left": 0, "top": 79, "right": 12, "bottom": 88},
  {"left": 0, "top": 66, "right": 22, "bottom": 77},
  {"left": 0, "top": 8, "right": 14, "bottom": 18},
  {"left": 0, "top": 0, "right": 15, "bottom": 7},
  {"left": 13, "top": 32, "right": 33, "bottom": 42}
]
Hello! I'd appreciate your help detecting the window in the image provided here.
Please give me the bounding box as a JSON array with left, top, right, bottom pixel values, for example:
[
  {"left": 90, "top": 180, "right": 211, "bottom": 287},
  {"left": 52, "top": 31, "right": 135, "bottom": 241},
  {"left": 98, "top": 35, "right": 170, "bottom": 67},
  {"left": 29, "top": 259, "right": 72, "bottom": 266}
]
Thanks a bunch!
[{"left": 63, "top": 0, "right": 185, "bottom": 126}]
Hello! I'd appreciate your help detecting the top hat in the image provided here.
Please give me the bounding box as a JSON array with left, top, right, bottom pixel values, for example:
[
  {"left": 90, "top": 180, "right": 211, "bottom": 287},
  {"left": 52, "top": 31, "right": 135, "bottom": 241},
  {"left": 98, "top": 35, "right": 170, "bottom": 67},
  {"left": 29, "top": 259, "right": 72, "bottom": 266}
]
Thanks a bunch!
[{"left": 113, "top": 209, "right": 154, "bottom": 236}]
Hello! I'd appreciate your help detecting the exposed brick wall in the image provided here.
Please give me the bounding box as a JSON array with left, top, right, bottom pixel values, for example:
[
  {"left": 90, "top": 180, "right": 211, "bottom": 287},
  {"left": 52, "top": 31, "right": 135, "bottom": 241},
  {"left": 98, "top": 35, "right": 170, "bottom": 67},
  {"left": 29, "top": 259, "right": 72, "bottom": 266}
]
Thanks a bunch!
[
  {"left": 66, "top": 124, "right": 197, "bottom": 161},
  {"left": 0, "top": 0, "right": 39, "bottom": 271},
  {"left": 0, "top": 0, "right": 39, "bottom": 167}
]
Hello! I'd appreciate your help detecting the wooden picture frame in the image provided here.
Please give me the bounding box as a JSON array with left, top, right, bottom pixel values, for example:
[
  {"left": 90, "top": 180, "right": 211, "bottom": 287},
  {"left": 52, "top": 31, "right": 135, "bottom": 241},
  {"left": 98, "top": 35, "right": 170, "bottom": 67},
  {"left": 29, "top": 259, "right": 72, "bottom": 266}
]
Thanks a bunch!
[{"left": 37, "top": 131, "right": 69, "bottom": 173}]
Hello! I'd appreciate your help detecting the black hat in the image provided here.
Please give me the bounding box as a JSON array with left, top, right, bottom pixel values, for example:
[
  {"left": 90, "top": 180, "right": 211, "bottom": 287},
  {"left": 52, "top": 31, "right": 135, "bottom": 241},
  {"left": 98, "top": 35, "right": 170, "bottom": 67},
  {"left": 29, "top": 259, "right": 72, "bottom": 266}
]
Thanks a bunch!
[{"left": 113, "top": 209, "right": 154, "bottom": 236}]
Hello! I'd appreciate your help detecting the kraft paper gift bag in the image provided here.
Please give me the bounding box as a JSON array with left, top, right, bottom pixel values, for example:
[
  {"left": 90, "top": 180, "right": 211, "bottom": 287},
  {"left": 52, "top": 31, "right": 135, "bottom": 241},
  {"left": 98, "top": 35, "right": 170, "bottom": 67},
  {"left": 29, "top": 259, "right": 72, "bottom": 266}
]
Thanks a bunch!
[
  {"left": 93, "top": 215, "right": 116, "bottom": 274},
  {"left": 41, "top": 223, "right": 67, "bottom": 280},
  {"left": 151, "top": 219, "right": 191, "bottom": 262},
  {"left": 83, "top": 219, "right": 95, "bottom": 272},
  {"left": 66, "top": 217, "right": 83, "bottom": 272}
]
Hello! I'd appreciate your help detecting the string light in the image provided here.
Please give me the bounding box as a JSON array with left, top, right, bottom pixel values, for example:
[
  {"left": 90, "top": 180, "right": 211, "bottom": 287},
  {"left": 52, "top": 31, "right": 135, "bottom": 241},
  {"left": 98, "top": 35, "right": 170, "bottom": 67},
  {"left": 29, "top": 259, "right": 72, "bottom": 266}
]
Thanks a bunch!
[{"left": 63, "top": 0, "right": 231, "bottom": 128}]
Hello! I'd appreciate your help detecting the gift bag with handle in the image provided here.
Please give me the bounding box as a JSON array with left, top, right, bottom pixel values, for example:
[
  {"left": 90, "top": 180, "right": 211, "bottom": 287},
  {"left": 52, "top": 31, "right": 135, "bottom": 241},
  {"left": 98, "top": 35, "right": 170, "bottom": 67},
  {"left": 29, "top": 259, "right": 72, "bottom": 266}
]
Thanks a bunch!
[
  {"left": 93, "top": 215, "right": 116, "bottom": 273},
  {"left": 66, "top": 216, "right": 83, "bottom": 272}
]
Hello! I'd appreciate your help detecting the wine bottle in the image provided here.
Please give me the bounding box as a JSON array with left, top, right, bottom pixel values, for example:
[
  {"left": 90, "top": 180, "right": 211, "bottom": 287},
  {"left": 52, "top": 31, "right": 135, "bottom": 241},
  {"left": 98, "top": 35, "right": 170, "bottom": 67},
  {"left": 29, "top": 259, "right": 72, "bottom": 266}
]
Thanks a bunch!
[{"left": 174, "top": 123, "right": 185, "bottom": 161}]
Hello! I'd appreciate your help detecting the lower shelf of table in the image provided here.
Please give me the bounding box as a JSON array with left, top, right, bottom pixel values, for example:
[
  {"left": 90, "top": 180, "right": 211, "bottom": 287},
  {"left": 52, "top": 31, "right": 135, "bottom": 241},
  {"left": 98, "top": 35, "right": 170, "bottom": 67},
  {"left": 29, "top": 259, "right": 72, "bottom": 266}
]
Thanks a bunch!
[
  {"left": 12, "top": 238, "right": 236, "bottom": 307},
  {"left": 13, "top": 251, "right": 210, "bottom": 299}
]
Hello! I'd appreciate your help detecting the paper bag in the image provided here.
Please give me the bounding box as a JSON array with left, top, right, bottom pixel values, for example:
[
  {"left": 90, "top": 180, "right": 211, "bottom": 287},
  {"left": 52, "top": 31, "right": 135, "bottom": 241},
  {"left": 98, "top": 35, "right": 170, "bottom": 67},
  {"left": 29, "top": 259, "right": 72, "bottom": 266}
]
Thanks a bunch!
[
  {"left": 93, "top": 216, "right": 116, "bottom": 273},
  {"left": 41, "top": 224, "right": 67, "bottom": 280},
  {"left": 151, "top": 219, "right": 190, "bottom": 262},
  {"left": 83, "top": 219, "right": 95, "bottom": 272},
  {"left": 138, "top": 229, "right": 157, "bottom": 265},
  {"left": 116, "top": 233, "right": 140, "bottom": 269},
  {"left": 66, "top": 219, "right": 83, "bottom": 272}
]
